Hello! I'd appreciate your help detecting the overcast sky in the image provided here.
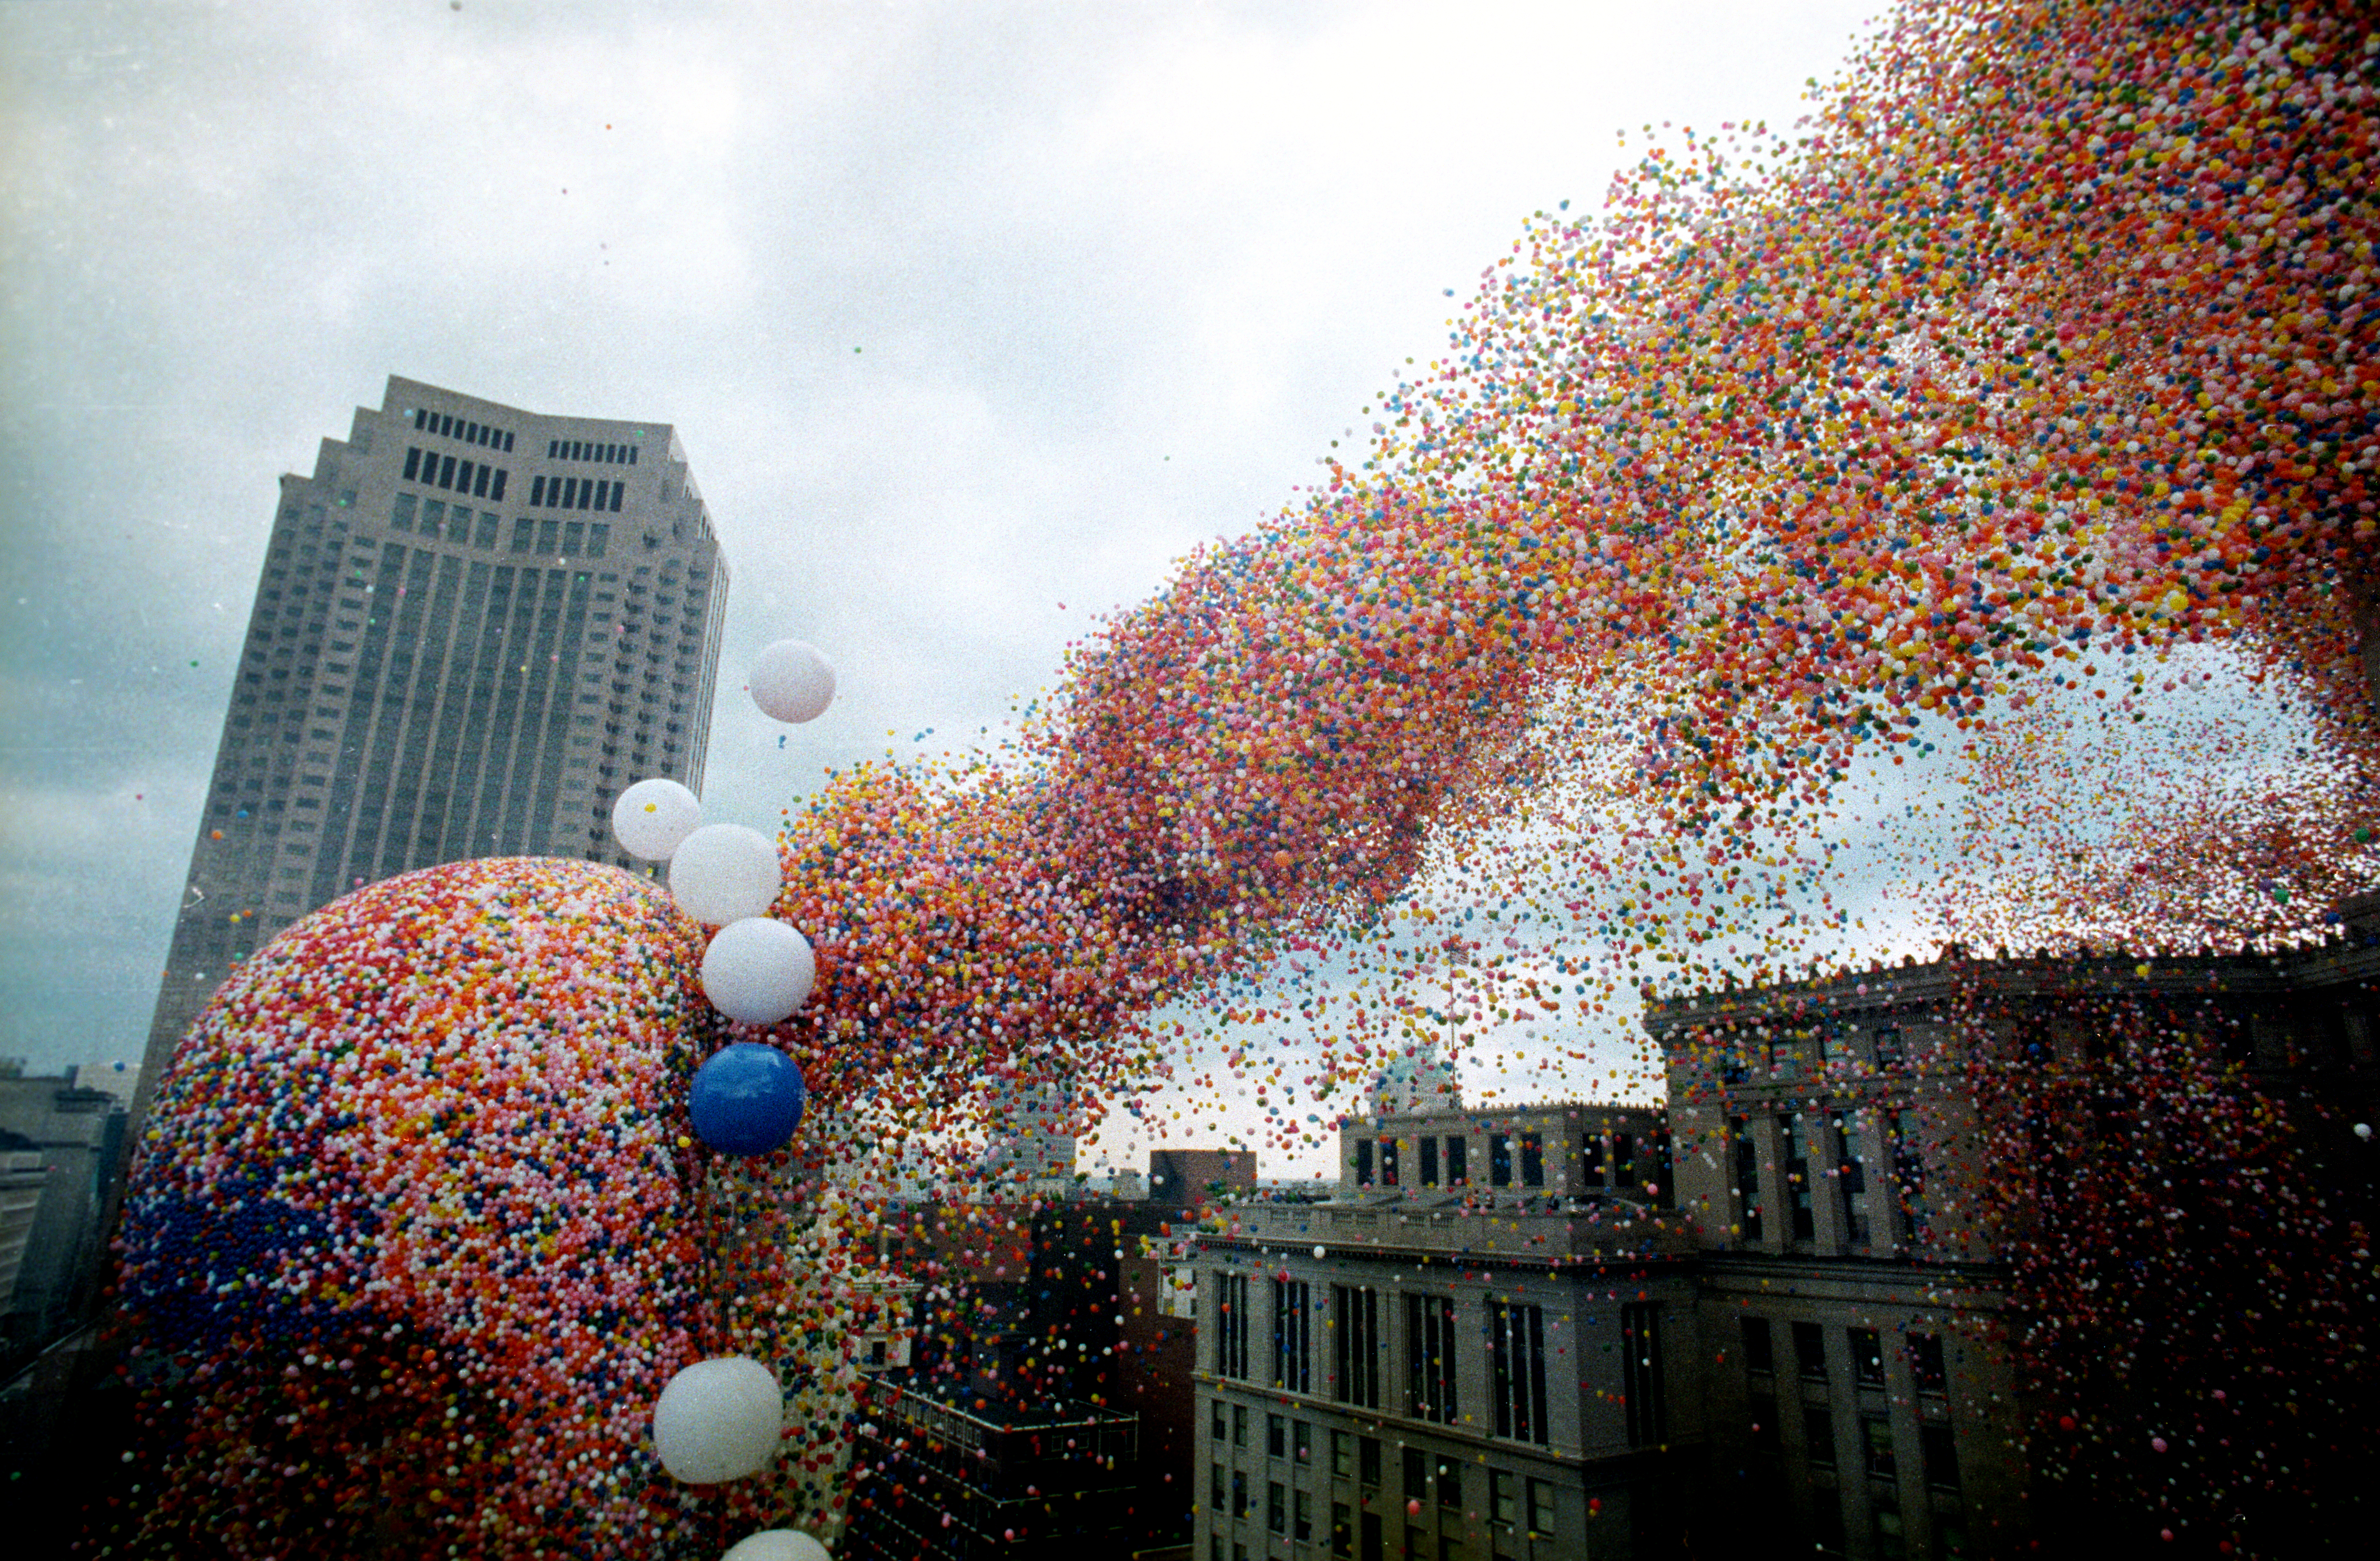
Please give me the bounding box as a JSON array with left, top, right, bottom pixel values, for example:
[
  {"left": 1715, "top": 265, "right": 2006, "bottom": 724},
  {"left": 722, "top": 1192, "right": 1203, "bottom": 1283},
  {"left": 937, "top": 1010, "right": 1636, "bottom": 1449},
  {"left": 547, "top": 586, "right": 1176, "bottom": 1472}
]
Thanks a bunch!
[{"left": 0, "top": 0, "right": 1879, "bottom": 1093}]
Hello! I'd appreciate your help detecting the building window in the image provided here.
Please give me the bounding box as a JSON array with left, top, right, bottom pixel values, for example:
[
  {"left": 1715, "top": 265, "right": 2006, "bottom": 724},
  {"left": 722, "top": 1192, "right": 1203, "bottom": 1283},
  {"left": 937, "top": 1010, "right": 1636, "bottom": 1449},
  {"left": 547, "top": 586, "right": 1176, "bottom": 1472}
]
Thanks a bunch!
[
  {"left": 1232, "top": 1469, "right": 1248, "bottom": 1518},
  {"left": 1525, "top": 1477, "right": 1554, "bottom": 1539},
  {"left": 1783, "top": 1112, "right": 1816, "bottom": 1241},
  {"left": 1804, "top": 1404, "right": 1837, "bottom": 1468},
  {"left": 1836, "top": 1116, "right": 1871, "bottom": 1246},
  {"left": 1420, "top": 1135, "right": 1439, "bottom": 1187},
  {"left": 1268, "top": 1413, "right": 1285, "bottom": 1459},
  {"left": 1294, "top": 1489, "right": 1312, "bottom": 1543},
  {"left": 1742, "top": 1315, "right": 1773, "bottom": 1374},
  {"left": 390, "top": 492, "right": 416, "bottom": 530},
  {"left": 1488, "top": 1301, "right": 1549, "bottom": 1445},
  {"left": 1812, "top": 1487, "right": 1846, "bottom": 1556},
  {"left": 1889, "top": 1109, "right": 1930, "bottom": 1248},
  {"left": 1212, "top": 1462, "right": 1224, "bottom": 1511},
  {"left": 1490, "top": 1132, "right": 1512, "bottom": 1187},
  {"left": 1294, "top": 1420, "right": 1312, "bottom": 1466},
  {"left": 1520, "top": 1131, "right": 1544, "bottom": 1187},
  {"left": 1402, "top": 1446, "right": 1425, "bottom": 1502},
  {"left": 1267, "top": 1479, "right": 1285, "bottom": 1533},
  {"left": 1621, "top": 1302, "right": 1666, "bottom": 1446},
  {"left": 1233, "top": 1404, "right": 1248, "bottom": 1447},
  {"left": 1332, "top": 1502, "right": 1353, "bottom": 1557},
  {"left": 1921, "top": 1422, "right": 1960, "bottom": 1491},
  {"left": 1333, "top": 1285, "right": 1380, "bottom": 1407},
  {"left": 1444, "top": 1134, "right": 1467, "bottom": 1185},
  {"left": 1875, "top": 1026, "right": 1905, "bottom": 1065},
  {"left": 1359, "top": 1436, "right": 1380, "bottom": 1488},
  {"left": 1864, "top": 1415, "right": 1897, "bottom": 1479},
  {"left": 1217, "top": 1273, "right": 1249, "bottom": 1378},
  {"left": 1330, "top": 1430, "right": 1352, "bottom": 1477},
  {"left": 1908, "top": 1332, "right": 1946, "bottom": 1396},
  {"left": 1850, "top": 1327, "right": 1884, "bottom": 1387},
  {"left": 1213, "top": 1399, "right": 1227, "bottom": 1442},
  {"left": 1405, "top": 1293, "right": 1459, "bottom": 1425},
  {"left": 1379, "top": 1137, "right": 1399, "bottom": 1187},
  {"left": 1490, "top": 1468, "right": 1516, "bottom": 1526},
  {"left": 1434, "top": 1456, "right": 1461, "bottom": 1510},
  {"left": 1793, "top": 1321, "right": 1828, "bottom": 1382},
  {"left": 1273, "top": 1278, "right": 1312, "bottom": 1393},
  {"left": 1733, "top": 1116, "right": 1764, "bottom": 1241},
  {"left": 1355, "top": 1140, "right": 1374, "bottom": 1185},
  {"left": 1584, "top": 1132, "right": 1605, "bottom": 1183}
]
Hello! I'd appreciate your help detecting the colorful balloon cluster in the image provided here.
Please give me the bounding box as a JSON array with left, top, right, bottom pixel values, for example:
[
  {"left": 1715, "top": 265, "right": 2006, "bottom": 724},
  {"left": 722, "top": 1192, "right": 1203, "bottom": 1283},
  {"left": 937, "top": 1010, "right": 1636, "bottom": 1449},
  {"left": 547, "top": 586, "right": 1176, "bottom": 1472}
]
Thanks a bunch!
[{"left": 113, "top": 1, "right": 2376, "bottom": 1555}]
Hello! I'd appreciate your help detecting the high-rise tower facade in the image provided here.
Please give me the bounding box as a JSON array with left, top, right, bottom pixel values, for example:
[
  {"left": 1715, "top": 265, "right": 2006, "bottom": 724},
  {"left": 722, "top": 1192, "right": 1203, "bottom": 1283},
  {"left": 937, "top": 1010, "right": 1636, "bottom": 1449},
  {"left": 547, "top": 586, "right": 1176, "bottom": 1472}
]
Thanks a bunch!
[{"left": 138, "top": 376, "right": 731, "bottom": 1096}]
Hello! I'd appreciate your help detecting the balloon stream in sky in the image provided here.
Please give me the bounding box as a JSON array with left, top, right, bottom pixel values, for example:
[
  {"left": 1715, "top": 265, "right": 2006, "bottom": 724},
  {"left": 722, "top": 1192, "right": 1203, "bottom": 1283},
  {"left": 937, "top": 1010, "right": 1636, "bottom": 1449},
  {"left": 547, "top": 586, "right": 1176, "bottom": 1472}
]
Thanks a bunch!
[{"left": 113, "top": 1, "right": 2376, "bottom": 1555}]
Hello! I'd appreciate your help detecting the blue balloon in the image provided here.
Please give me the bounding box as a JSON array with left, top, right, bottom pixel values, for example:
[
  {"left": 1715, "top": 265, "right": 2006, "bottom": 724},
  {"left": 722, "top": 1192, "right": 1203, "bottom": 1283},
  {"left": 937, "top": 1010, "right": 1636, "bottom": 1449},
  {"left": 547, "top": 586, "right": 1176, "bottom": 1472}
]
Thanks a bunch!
[{"left": 690, "top": 1042, "right": 807, "bottom": 1155}]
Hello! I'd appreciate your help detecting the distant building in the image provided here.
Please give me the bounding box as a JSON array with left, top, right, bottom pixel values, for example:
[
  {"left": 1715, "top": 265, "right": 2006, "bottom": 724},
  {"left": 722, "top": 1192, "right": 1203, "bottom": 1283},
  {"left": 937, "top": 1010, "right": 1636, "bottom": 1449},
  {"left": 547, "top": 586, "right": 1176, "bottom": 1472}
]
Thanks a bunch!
[
  {"left": 983, "top": 1076, "right": 1078, "bottom": 1192},
  {"left": 1191, "top": 1100, "right": 1685, "bottom": 1561},
  {"left": 1147, "top": 1149, "right": 1257, "bottom": 1207},
  {"left": 136, "top": 375, "right": 731, "bottom": 1137},
  {"left": 1186, "top": 888, "right": 2380, "bottom": 1559},
  {"left": 843, "top": 1374, "right": 1142, "bottom": 1558},
  {"left": 0, "top": 1066, "right": 130, "bottom": 1373},
  {"left": 880, "top": 1197, "right": 1199, "bottom": 1556},
  {"left": 1365, "top": 1036, "right": 1463, "bottom": 1117}
]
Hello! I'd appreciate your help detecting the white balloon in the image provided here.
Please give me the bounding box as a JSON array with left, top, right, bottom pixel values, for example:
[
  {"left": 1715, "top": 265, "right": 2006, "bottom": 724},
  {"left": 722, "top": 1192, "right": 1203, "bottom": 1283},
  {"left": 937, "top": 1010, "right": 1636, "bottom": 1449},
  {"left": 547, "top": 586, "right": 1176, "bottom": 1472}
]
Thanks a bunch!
[
  {"left": 653, "top": 1356, "right": 783, "bottom": 1484},
  {"left": 611, "top": 777, "right": 704, "bottom": 861},
  {"left": 750, "top": 640, "right": 837, "bottom": 724},
  {"left": 701, "top": 918, "right": 817, "bottom": 1024},
  {"left": 669, "top": 824, "right": 783, "bottom": 924},
  {"left": 723, "top": 1532, "right": 832, "bottom": 1561}
]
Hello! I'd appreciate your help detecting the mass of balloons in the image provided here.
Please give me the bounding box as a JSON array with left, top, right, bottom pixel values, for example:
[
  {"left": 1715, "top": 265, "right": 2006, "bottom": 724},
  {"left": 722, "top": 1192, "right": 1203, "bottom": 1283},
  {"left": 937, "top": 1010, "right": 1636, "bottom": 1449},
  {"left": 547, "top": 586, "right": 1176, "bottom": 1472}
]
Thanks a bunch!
[{"left": 109, "top": 1, "right": 2374, "bottom": 1555}]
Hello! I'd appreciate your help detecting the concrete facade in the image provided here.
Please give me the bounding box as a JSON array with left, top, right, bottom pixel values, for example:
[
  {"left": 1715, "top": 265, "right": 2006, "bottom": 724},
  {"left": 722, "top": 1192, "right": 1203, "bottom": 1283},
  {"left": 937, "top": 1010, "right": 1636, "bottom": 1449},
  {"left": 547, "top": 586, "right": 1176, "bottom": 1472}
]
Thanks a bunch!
[
  {"left": 1193, "top": 1102, "right": 1693, "bottom": 1561},
  {"left": 0, "top": 1067, "right": 129, "bottom": 1374},
  {"left": 1187, "top": 888, "right": 2379, "bottom": 1559},
  {"left": 136, "top": 376, "right": 730, "bottom": 1124}
]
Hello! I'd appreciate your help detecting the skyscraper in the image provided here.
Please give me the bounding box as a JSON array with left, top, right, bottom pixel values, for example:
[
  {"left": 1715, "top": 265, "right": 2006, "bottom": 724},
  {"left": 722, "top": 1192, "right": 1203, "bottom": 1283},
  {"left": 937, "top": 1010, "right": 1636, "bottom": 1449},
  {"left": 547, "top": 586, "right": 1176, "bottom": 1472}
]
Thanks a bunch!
[{"left": 136, "top": 375, "right": 731, "bottom": 1109}]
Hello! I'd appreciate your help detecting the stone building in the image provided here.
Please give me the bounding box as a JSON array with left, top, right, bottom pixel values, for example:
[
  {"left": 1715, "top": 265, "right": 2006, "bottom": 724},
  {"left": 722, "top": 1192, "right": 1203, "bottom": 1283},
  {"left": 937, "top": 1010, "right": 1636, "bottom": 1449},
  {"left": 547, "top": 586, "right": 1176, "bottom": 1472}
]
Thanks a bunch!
[
  {"left": 1191, "top": 1101, "right": 1686, "bottom": 1560},
  {"left": 1186, "top": 887, "right": 2379, "bottom": 1559}
]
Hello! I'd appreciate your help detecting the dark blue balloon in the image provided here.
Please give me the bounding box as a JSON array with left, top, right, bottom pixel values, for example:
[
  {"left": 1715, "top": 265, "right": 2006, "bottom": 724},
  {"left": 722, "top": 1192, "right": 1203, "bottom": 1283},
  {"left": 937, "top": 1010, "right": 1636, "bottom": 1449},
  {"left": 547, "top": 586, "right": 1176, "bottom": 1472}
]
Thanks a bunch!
[{"left": 690, "top": 1042, "right": 807, "bottom": 1155}]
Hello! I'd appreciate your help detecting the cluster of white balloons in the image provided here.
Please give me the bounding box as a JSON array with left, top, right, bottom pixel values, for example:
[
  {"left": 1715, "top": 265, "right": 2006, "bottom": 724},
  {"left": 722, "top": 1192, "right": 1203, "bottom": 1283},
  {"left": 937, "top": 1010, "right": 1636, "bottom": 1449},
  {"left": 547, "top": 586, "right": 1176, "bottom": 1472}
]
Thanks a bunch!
[
  {"left": 625, "top": 640, "right": 844, "bottom": 1556},
  {"left": 611, "top": 779, "right": 817, "bottom": 1023},
  {"left": 607, "top": 641, "right": 839, "bottom": 1026}
]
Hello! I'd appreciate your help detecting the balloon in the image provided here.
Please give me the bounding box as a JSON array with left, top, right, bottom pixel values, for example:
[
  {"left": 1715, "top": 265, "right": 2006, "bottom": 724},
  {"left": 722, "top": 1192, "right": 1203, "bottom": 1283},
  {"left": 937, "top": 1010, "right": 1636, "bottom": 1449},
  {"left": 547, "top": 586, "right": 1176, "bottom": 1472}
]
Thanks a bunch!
[
  {"left": 652, "top": 1356, "right": 783, "bottom": 1484},
  {"left": 691, "top": 1042, "right": 808, "bottom": 1155},
  {"left": 723, "top": 1533, "right": 832, "bottom": 1561},
  {"left": 1313, "top": 1245, "right": 1326, "bottom": 1259},
  {"left": 669, "top": 824, "right": 783, "bottom": 924},
  {"left": 750, "top": 640, "right": 836, "bottom": 724},
  {"left": 610, "top": 777, "right": 703, "bottom": 861},
  {"left": 701, "top": 918, "right": 817, "bottom": 1024}
]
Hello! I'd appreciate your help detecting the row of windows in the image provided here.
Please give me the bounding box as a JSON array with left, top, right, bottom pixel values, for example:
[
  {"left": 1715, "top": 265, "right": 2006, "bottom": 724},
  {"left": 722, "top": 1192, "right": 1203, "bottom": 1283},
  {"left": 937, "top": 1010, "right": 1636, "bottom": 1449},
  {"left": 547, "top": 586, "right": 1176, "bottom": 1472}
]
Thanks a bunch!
[
  {"left": 1719, "top": 1023, "right": 1908, "bottom": 1083},
  {"left": 1729, "top": 1110, "right": 1928, "bottom": 1249},
  {"left": 1206, "top": 1411, "right": 1562, "bottom": 1554},
  {"left": 402, "top": 447, "right": 510, "bottom": 501},
  {"left": 548, "top": 437, "right": 639, "bottom": 464},
  {"left": 1359, "top": 1128, "right": 1669, "bottom": 1192},
  {"left": 1218, "top": 1279, "right": 1592, "bottom": 1450},
  {"left": 528, "top": 473, "right": 626, "bottom": 512},
  {"left": 413, "top": 407, "right": 516, "bottom": 451},
  {"left": 1742, "top": 1318, "right": 1947, "bottom": 1395},
  {"left": 390, "top": 495, "right": 614, "bottom": 560}
]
